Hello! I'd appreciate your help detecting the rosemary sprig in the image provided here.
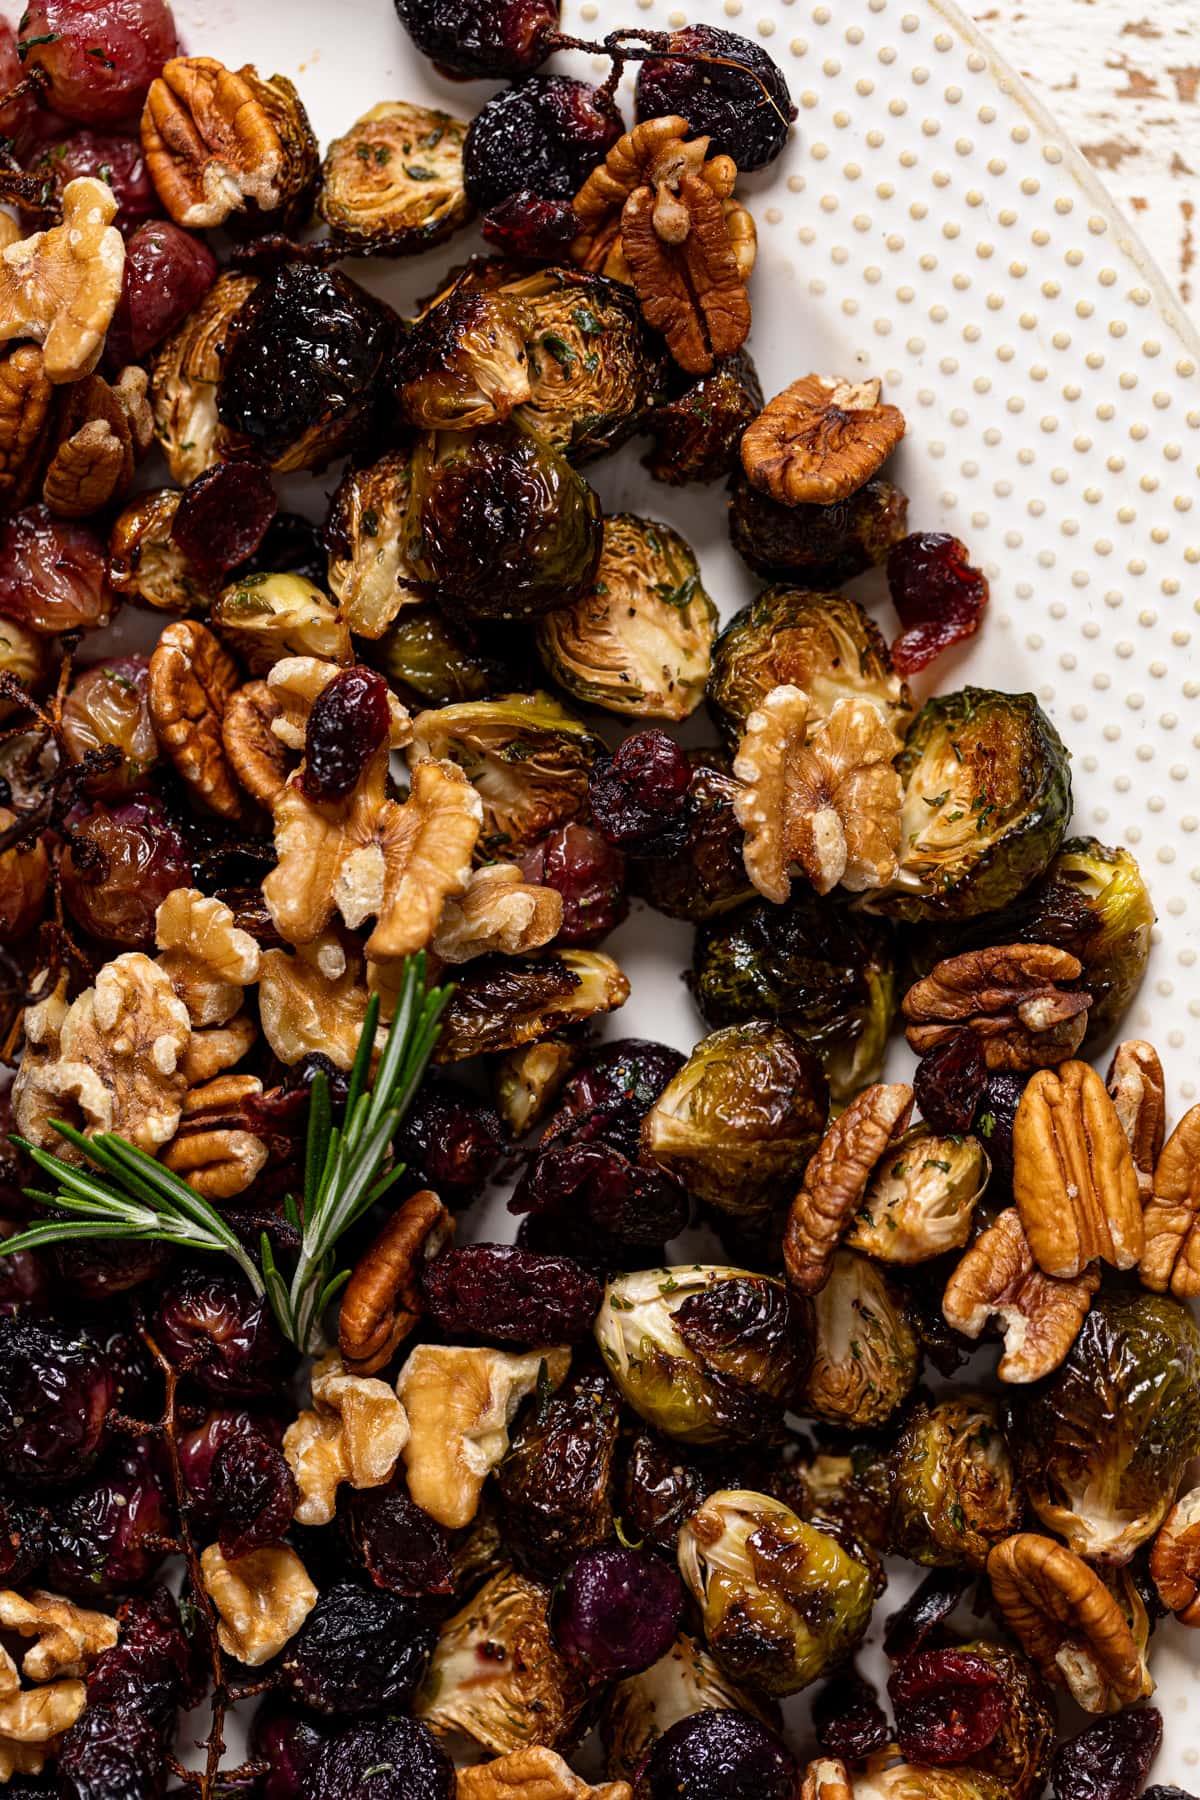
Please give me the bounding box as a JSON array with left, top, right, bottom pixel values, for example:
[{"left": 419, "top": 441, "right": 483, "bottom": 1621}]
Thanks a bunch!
[{"left": 2, "top": 952, "right": 453, "bottom": 1355}]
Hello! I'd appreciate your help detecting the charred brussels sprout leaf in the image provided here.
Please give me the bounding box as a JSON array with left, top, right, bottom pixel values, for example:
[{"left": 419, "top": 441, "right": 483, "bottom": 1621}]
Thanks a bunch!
[
  {"left": 435, "top": 950, "right": 629, "bottom": 1061},
  {"left": 778, "top": 1439, "right": 896, "bottom": 1562},
  {"left": 1015, "top": 1289, "right": 1200, "bottom": 1563},
  {"left": 845, "top": 1125, "right": 988, "bottom": 1264},
  {"left": 394, "top": 288, "right": 532, "bottom": 431},
  {"left": 150, "top": 271, "right": 259, "bottom": 487},
  {"left": 404, "top": 418, "right": 602, "bottom": 619},
  {"left": 375, "top": 607, "right": 530, "bottom": 709},
  {"left": 536, "top": 515, "right": 718, "bottom": 722},
  {"left": 643, "top": 350, "right": 764, "bottom": 487},
  {"left": 678, "top": 1488, "right": 874, "bottom": 1695},
  {"left": 408, "top": 692, "right": 602, "bottom": 859},
  {"left": 318, "top": 103, "right": 473, "bottom": 255},
  {"left": 594, "top": 1267, "right": 810, "bottom": 1447},
  {"left": 601, "top": 1631, "right": 777, "bottom": 1782},
  {"left": 217, "top": 263, "right": 396, "bottom": 473},
  {"left": 325, "top": 451, "right": 423, "bottom": 641},
  {"left": 891, "top": 1395, "right": 1022, "bottom": 1570},
  {"left": 959, "top": 1641, "right": 1056, "bottom": 1800},
  {"left": 864, "top": 687, "right": 1072, "bottom": 923},
  {"left": 496, "top": 1366, "right": 620, "bottom": 1575},
  {"left": 797, "top": 1250, "right": 919, "bottom": 1430},
  {"left": 641, "top": 1022, "right": 828, "bottom": 1219},
  {"left": 212, "top": 571, "right": 352, "bottom": 672},
  {"left": 689, "top": 892, "right": 897, "bottom": 1101},
  {"left": 728, "top": 474, "right": 910, "bottom": 584},
  {"left": 707, "top": 585, "right": 913, "bottom": 751}
]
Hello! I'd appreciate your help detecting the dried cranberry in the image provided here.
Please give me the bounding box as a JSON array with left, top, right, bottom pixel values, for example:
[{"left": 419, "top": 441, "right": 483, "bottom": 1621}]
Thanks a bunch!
[
  {"left": 0, "top": 507, "right": 110, "bottom": 635},
  {"left": 17, "top": 0, "right": 178, "bottom": 125},
  {"left": 106, "top": 219, "right": 218, "bottom": 364},
  {"left": 642, "top": 1710, "right": 799, "bottom": 1800},
  {"left": 497, "top": 1365, "right": 620, "bottom": 1575},
  {"left": 511, "top": 1140, "right": 689, "bottom": 1254},
  {"left": 54, "top": 1236, "right": 171, "bottom": 1299},
  {"left": 252, "top": 1701, "right": 334, "bottom": 1800},
  {"left": 394, "top": 1077, "right": 504, "bottom": 1208},
  {"left": 209, "top": 1429, "right": 298, "bottom": 1560},
  {"left": 300, "top": 666, "right": 392, "bottom": 802},
  {"left": 420, "top": 1243, "right": 602, "bottom": 1345},
  {"left": 340, "top": 1479, "right": 454, "bottom": 1598},
  {"left": 636, "top": 25, "right": 797, "bottom": 171},
  {"left": 974, "top": 1069, "right": 1028, "bottom": 1186},
  {"left": 882, "top": 1569, "right": 971, "bottom": 1662},
  {"left": 521, "top": 823, "right": 627, "bottom": 946},
  {"left": 394, "top": 0, "right": 559, "bottom": 81},
  {"left": 463, "top": 75, "right": 622, "bottom": 212},
  {"left": 30, "top": 129, "right": 160, "bottom": 232},
  {"left": 61, "top": 796, "right": 192, "bottom": 948},
  {"left": 812, "top": 1665, "right": 891, "bottom": 1760},
  {"left": 551, "top": 1545, "right": 683, "bottom": 1682},
  {"left": 171, "top": 458, "right": 278, "bottom": 584},
  {"left": 61, "top": 657, "right": 158, "bottom": 798},
  {"left": 154, "top": 1265, "right": 287, "bottom": 1398},
  {"left": 0, "top": 1497, "right": 50, "bottom": 1584},
  {"left": 56, "top": 1704, "right": 166, "bottom": 1800},
  {"left": 589, "top": 729, "right": 693, "bottom": 855},
  {"left": 0, "top": 1317, "right": 113, "bottom": 1484},
  {"left": 888, "top": 1648, "right": 1008, "bottom": 1766},
  {"left": 281, "top": 1580, "right": 436, "bottom": 1715},
  {"left": 912, "top": 1031, "right": 987, "bottom": 1136},
  {"left": 1051, "top": 1710, "right": 1164, "bottom": 1800},
  {"left": 541, "top": 1038, "right": 685, "bottom": 1160},
  {"left": 481, "top": 191, "right": 579, "bottom": 260},
  {"left": 887, "top": 532, "right": 989, "bottom": 675}
]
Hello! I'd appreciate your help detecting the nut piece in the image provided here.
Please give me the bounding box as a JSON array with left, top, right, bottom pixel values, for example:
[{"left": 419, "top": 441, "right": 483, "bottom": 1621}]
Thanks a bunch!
[
  {"left": 180, "top": 1012, "right": 257, "bottom": 1088},
  {"left": 258, "top": 937, "right": 373, "bottom": 1070},
  {"left": 903, "top": 944, "right": 1092, "bottom": 1072},
  {"left": 263, "top": 753, "right": 482, "bottom": 960},
  {"left": 339, "top": 1190, "right": 454, "bottom": 1377},
  {"left": 733, "top": 685, "right": 901, "bottom": 901},
  {"left": 801, "top": 1763, "right": 853, "bottom": 1800},
  {"left": 1105, "top": 1039, "right": 1166, "bottom": 1199},
  {"left": 141, "top": 57, "right": 318, "bottom": 230},
  {"left": 433, "top": 865, "right": 564, "bottom": 964},
  {"left": 741, "top": 374, "right": 907, "bottom": 506},
  {"left": 283, "top": 1349, "right": 412, "bottom": 1527},
  {"left": 784, "top": 1082, "right": 914, "bottom": 1294},
  {"left": 1150, "top": 1487, "right": 1200, "bottom": 1627},
  {"left": 1140, "top": 1104, "right": 1200, "bottom": 1299},
  {"left": 0, "top": 1682, "right": 86, "bottom": 1757},
  {"left": 155, "top": 887, "right": 261, "bottom": 1027},
  {"left": 987, "top": 1533, "right": 1153, "bottom": 1713},
  {"left": 942, "top": 1208, "right": 1100, "bottom": 1383},
  {"left": 148, "top": 620, "right": 245, "bottom": 821},
  {"left": 162, "top": 1075, "right": 269, "bottom": 1201},
  {"left": 222, "top": 679, "right": 290, "bottom": 806},
  {"left": 0, "top": 179, "right": 124, "bottom": 383},
  {"left": 200, "top": 1543, "right": 318, "bottom": 1667},
  {"left": 0, "top": 345, "right": 54, "bottom": 511},
  {"left": 396, "top": 1343, "right": 571, "bottom": 1530},
  {"left": 1014, "top": 1059, "right": 1143, "bottom": 1280},
  {"left": 456, "top": 1749, "right": 632, "bottom": 1800},
  {"left": 0, "top": 1590, "right": 118, "bottom": 1682},
  {"left": 150, "top": 272, "right": 258, "bottom": 485},
  {"left": 41, "top": 368, "right": 149, "bottom": 519}
]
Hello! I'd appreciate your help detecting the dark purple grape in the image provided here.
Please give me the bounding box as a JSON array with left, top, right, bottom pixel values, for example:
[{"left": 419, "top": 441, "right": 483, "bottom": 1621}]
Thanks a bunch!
[
  {"left": 1144, "top": 1790, "right": 1199, "bottom": 1800},
  {"left": 61, "top": 796, "right": 192, "bottom": 948},
  {"left": 394, "top": 1077, "right": 504, "bottom": 1208},
  {"left": 540, "top": 1038, "right": 686, "bottom": 1160},
  {"left": 300, "top": 666, "right": 392, "bottom": 802},
  {"left": 339, "top": 1479, "right": 454, "bottom": 1598},
  {"left": 1051, "top": 1710, "right": 1164, "bottom": 1800},
  {"left": 551, "top": 1546, "right": 683, "bottom": 1681},
  {"left": 912, "top": 1031, "right": 987, "bottom": 1135},
  {"left": 0, "top": 1242, "right": 52, "bottom": 1316},
  {"left": 0, "top": 18, "right": 36, "bottom": 149},
  {"left": 281, "top": 1582, "right": 436, "bottom": 1715},
  {"left": 54, "top": 1236, "right": 171, "bottom": 1299},
  {"left": 252, "top": 1701, "right": 334, "bottom": 1800},
  {"left": 393, "top": 0, "right": 559, "bottom": 81},
  {"left": 209, "top": 1429, "right": 298, "bottom": 1560},
  {"left": 883, "top": 1569, "right": 971, "bottom": 1662},
  {"left": 96, "top": 1316, "right": 159, "bottom": 1415},
  {"left": 618, "top": 1432, "right": 730, "bottom": 1557},
  {"left": 56, "top": 1705, "right": 166, "bottom": 1800},
  {"left": 636, "top": 25, "right": 797, "bottom": 171},
  {"left": 170, "top": 459, "right": 278, "bottom": 584},
  {"left": 463, "top": 75, "right": 621, "bottom": 212},
  {"left": 481, "top": 191, "right": 579, "bottom": 260},
  {"left": 154, "top": 1266, "right": 286, "bottom": 1398},
  {"left": 510, "top": 1140, "right": 689, "bottom": 1256},
  {"left": 497, "top": 1366, "right": 620, "bottom": 1576},
  {"left": 589, "top": 730, "right": 693, "bottom": 855},
  {"left": 420, "top": 1244, "right": 602, "bottom": 1345},
  {"left": 179, "top": 1408, "right": 273, "bottom": 1518},
  {"left": 521, "top": 823, "right": 628, "bottom": 946},
  {"left": 642, "top": 1710, "right": 799, "bottom": 1800},
  {"left": 889, "top": 1649, "right": 1008, "bottom": 1766},
  {"left": 30, "top": 129, "right": 161, "bottom": 234},
  {"left": 812, "top": 1666, "right": 891, "bottom": 1760},
  {"left": 105, "top": 220, "right": 218, "bottom": 364},
  {"left": 0, "top": 1317, "right": 113, "bottom": 1484},
  {"left": 45, "top": 1437, "right": 172, "bottom": 1596},
  {"left": 975, "top": 1069, "right": 1029, "bottom": 1186},
  {"left": 17, "top": 0, "right": 178, "bottom": 125},
  {"left": 87, "top": 1586, "right": 196, "bottom": 1735},
  {"left": 0, "top": 1496, "right": 50, "bottom": 1584}
]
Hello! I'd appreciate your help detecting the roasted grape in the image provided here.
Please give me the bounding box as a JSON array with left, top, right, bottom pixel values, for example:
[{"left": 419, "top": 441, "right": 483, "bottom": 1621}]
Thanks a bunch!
[
  {"left": 61, "top": 656, "right": 157, "bottom": 796},
  {"left": 636, "top": 25, "right": 797, "bottom": 170},
  {"left": 105, "top": 220, "right": 218, "bottom": 365},
  {"left": 154, "top": 1266, "right": 287, "bottom": 1398},
  {"left": 393, "top": 0, "right": 559, "bottom": 80},
  {"left": 463, "top": 75, "right": 621, "bottom": 213},
  {"left": 420, "top": 1243, "right": 602, "bottom": 1345},
  {"left": 45, "top": 1437, "right": 172, "bottom": 1596},
  {"left": 16, "top": 0, "right": 178, "bottom": 124},
  {"left": 60, "top": 796, "right": 192, "bottom": 947},
  {"left": 30, "top": 129, "right": 160, "bottom": 231},
  {"left": 0, "top": 507, "right": 111, "bottom": 635},
  {"left": 281, "top": 1582, "right": 437, "bottom": 1715},
  {"left": 521, "top": 824, "right": 628, "bottom": 946},
  {"left": 0, "top": 1317, "right": 113, "bottom": 1484},
  {"left": 551, "top": 1546, "right": 683, "bottom": 1681}
]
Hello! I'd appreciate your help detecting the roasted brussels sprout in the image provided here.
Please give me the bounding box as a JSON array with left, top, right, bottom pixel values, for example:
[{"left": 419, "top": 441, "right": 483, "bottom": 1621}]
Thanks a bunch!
[
  {"left": 1015, "top": 1289, "right": 1200, "bottom": 1564},
  {"left": 633, "top": 760, "right": 756, "bottom": 923},
  {"left": 958, "top": 1641, "right": 1056, "bottom": 1799},
  {"left": 677, "top": 1488, "right": 875, "bottom": 1695},
  {"left": 318, "top": 103, "right": 473, "bottom": 255},
  {"left": 777, "top": 1438, "right": 896, "bottom": 1563},
  {"left": 728, "top": 474, "right": 910, "bottom": 583},
  {"left": 435, "top": 950, "right": 629, "bottom": 1060},
  {"left": 496, "top": 1366, "right": 620, "bottom": 1576},
  {"left": 641, "top": 1023, "right": 828, "bottom": 1219},
  {"left": 706, "top": 586, "right": 913, "bottom": 751},
  {"left": 643, "top": 351, "right": 764, "bottom": 487},
  {"left": 536, "top": 515, "right": 717, "bottom": 722},
  {"left": 595, "top": 1266, "right": 809, "bottom": 1447},
  {"left": 325, "top": 452, "right": 423, "bottom": 641},
  {"left": 108, "top": 488, "right": 212, "bottom": 615},
  {"left": 218, "top": 264, "right": 397, "bottom": 472},
  {"left": 394, "top": 289, "right": 531, "bottom": 431},
  {"left": 212, "top": 572, "right": 352, "bottom": 673},
  {"left": 864, "top": 688, "right": 1072, "bottom": 924},
  {"left": 797, "top": 1250, "right": 919, "bottom": 1430},
  {"left": 689, "top": 892, "right": 897, "bottom": 1101},
  {"left": 409, "top": 692, "right": 602, "bottom": 859},
  {"left": 853, "top": 1749, "right": 1008, "bottom": 1799},
  {"left": 890, "top": 1395, "right": 1022, "bottom": 1570},
  {"left": 602, "top": 1632, "right": 777, "bottom": 1783},
  {"left": 150, "top": 271, "right": 258, "bottom": 486},
  {"left": 403, "top": 419, "right": 602, "bottom": 619},
  {"left": 845, "top": 1125, "right": 988, "bottom": 1264},
  {"left": 375, "top": 607, "right": 529, "bottom": 709}
]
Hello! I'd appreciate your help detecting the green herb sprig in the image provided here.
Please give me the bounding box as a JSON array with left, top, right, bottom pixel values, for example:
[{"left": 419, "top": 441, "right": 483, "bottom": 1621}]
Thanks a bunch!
[{"left": 3, "top": 953, "right": 453, "bottom": 1355}]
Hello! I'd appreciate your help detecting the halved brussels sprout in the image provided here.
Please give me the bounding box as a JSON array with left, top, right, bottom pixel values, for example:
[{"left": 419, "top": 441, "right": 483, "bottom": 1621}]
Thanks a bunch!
[
  {"left": 395, "top": 289, "right": 532, "bottom": 431},
  {"left": 863, "top": 688, "right": 1072, "bottom": 924},
  {"left": 633, "top": 760, "right": 756, "bottom": 923},
  {"left": 434, "top": 950, "right": 629, "bottom": 1061},
  {"left": 641, "top": 1022, "right": 828, "bottom": 1219},
  {"left": 318, "top": 102, "right": 473, "bottom": 255},
  {"left": 855, "top": 1753, "right": 1007, "bottom": 1800},
  {"left": 594, "top": 1266, "right": 810, "bottom": 1447},
  {"left": 643, "top": 350, "right": 764, "bottom": 487},
  {"left": 403, "top": 419, "right": 603, "bottom": 620},
  {"left": 325, "top": 451, "right": 424, "bottom": 641},
  {"left": 602, "top": 1632, "right": 777, "bottom": 1783},
  {"left": 376, "top": 608, "right": 530, "bottom": 710},
  {"left": 212, "top": 572, "right": 353, "bottom": 672},
  {"left": 492, "top": 1036, "right": 582, "bottom": 1138},
  {"left": 1015, "top": 1289, "right": 1200, "bottom": 1564},
  {"left": 536, "top": 515, "right": 717, "bottom": 722},
  {"left": 677, "top": 1488, "right": 875, "bottom": 1695},
  {"left": 777, "top": 1439, "right": 895, "bottom": 1560},
  {"left": 689, "top": 892, "right": 897, "bottom": 1101},
  {"left": 108, "top": 488, "right": 211, "bottom": 615},
  {"left": 958, "top": 1641, "right": 1056, "bottom": 1800},
  {"left": 728, "top": 474, "right": 909, "bottom": 584},
  {"left": 409, "top": 692, "right": 603, "bottom": 860},
  {"left": 706, "top": 586, "right": 913, "bottom": 751},
  {"left": 797, "top": 1250, "right": 919, "bottom": 1430},
  {"left": 845, "top": 1126, "right": 988, "bottom": 1264},
  {"left": 150, "top": 272, "right": 258, "bottom": 486},
  {"left": 891, "top": 1395, "right": 1022, "bottom": 1570}
]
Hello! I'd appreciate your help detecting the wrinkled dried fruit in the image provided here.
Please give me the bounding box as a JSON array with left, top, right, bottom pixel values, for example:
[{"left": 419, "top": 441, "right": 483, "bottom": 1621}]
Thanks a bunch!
[
  {"left": 589, "top": 730, "right": 693, "bottom": 854},
  {"left": 888, "top": 1649, "right": 1009, "bottom": 1766},
  {"left": 888, "top": 533, "right": 990, "bottom": 675},
  {"left": 913, "top": 1032, "right": 987, "bottom": 1136},
  {"left": 1050, "top": 1709, "right": 1163, "bottom": 1800},
  {"left": 882, "top": 1568, "right": 971, "bottom": 1663},
  {"left": 812, "top": 1667, "right": 890, "bottom": 1761},
  {"left": 171, "top": 459, "right": 277, "bottom": 581},
  {"left": 420, "top": 1244, "right": 602, "bottom": 1346},
  {"left": 300, "top": 666, "right": 392, "bottom": 803}
]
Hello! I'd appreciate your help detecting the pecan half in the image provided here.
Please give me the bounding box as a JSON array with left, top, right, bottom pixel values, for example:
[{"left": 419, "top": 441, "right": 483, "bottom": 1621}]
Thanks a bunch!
[
  {"left": 338, "top": 1190, "right": 454, "bottom": 1377},
  {"left": 902, "top": 943, "right": 1092, "bottom": 1072},
  {"left": 1150, "top": 1487, "right": 1200, "bottom": 1627},
  {"left": 1014, "top": 1059, "right": 1143, "bottom": 1280},
  {"left": 162, "top": 1074, "right": 269, "bottom": 1201},
  {"left": 741, "top": 374, "right": 906, "bottom": 506},
  {"left": 784, "top": 1082, "right": 914, "bottom": 1294},
  {"left": 221, "top": 679, "right": 291, "bottom": 807},
  {"left": 986, "top": 1533, "right": 1153, "bottom": 1713},
  {"left": 1139, "top": 1104, "right": 1200, "bottom": 1299},
  {"left": 800, "top": 1762, "right": 852, "bottom": 1800},
  {"left": 1105, "top": 1039, "right": 1166, "bottom": 1198},
  {"left": 0, "top": 179, "right": 124, "bottom": 384},
  {"left": 457, "top": 1750, "right": 632, "bottom": 1800},
  {"left": 42, "top": 368, "right": 151, "bottom": 519},
  {"left": 942, "top": 1207, "right": 1100, "bottom": 1383},
  {"left": 148, "top": 619, "right": 245, "bottom": 821}
]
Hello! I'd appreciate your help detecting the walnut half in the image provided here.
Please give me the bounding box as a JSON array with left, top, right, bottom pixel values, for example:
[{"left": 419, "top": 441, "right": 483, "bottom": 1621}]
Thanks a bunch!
[
  {"left": 200, "top": 1543, "right": 318, "bottom": 1667},
  {"left": 456, "top": 1749, "right": 632, "bottom": 1800},
  {"left": 284, "top": 1349, "right": 411, "bottom": 1527},
  {"left": 0, "top": 179, "right": 124, "bottom": 383}
]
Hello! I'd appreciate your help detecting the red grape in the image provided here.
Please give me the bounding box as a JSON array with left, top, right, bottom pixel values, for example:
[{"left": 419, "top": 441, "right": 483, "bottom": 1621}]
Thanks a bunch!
[
  {"left": 0, "top": 17, "right": 37, "bottom": 147},
  {"left": 28, "top": 127, "right": 160, "bottom": 231},
  {"left": 0, "top": 507, "right": 111, "bottom": 635},
  {"left": 104, "top": 218, "right": 218, "bottom": 365},
  {"left": 16, "top": 0, "right": 177, "bottom": 126}
]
